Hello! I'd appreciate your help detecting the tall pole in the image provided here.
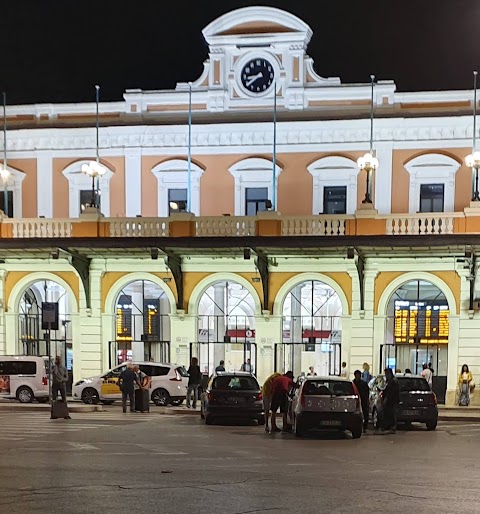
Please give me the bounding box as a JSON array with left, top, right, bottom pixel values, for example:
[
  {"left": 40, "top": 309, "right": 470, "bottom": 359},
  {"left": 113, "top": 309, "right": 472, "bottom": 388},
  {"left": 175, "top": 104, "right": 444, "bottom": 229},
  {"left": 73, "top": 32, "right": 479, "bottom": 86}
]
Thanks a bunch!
[
  {"left": 94, "top": 85, "right": 100, "bottom": 208},
  {"left": 367, "top": 75, "right": 375, "bottom": 203},
  {"left": 187, "top": 82, "right": 192, "bottom": 213},
  {"left": 272, "top": 82, "right": 277, "bottom": 211},
  {"left": 473, "top": 72, "right": 479, "bottom": 201},
  {"left": 3, "top": 92, "right": 8, "bottom": 217}
]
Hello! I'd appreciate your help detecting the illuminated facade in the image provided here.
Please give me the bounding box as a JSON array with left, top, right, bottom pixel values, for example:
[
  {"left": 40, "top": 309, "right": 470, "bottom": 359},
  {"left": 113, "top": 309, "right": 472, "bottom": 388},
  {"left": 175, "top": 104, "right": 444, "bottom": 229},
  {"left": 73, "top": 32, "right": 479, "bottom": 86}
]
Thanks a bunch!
[{"left": 1, "top": 6, "right": 480, "bottom": 405}]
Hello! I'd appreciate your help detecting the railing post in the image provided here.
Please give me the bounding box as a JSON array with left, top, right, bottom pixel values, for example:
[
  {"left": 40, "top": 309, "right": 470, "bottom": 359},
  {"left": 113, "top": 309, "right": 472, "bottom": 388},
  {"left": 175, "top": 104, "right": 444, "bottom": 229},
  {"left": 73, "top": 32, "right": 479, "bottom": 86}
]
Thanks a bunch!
[
  {"left": 255, "top": 211, "right": 282, "bottom": 237},
  {"left": 169, "top": 213, "right": 196, "bottom": 237}
]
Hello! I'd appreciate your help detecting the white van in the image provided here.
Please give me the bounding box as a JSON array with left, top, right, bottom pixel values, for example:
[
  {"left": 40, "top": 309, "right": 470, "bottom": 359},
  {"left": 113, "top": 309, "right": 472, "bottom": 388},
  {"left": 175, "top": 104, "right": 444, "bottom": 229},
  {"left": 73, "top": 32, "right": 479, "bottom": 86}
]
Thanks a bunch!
[
  {"left": 73, "top": 362, "right": 189, "bottom": 406},
  {"left": 0, "top": 355, "right": 50, "bottom": 403}
]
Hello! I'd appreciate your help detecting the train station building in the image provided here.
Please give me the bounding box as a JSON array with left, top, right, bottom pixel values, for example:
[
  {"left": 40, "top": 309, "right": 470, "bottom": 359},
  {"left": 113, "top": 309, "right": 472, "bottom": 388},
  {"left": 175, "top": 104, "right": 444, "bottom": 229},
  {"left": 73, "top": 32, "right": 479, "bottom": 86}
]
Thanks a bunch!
[{"left": 1, "top": 6, "right": 480, "bottom": 405}]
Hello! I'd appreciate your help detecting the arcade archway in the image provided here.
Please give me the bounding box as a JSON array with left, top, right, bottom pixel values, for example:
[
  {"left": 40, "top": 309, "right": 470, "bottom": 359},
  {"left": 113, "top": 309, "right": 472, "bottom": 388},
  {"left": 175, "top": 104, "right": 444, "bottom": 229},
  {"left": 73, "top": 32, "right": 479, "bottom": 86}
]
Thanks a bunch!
[{"left": 280, "top": 280, "right": 343, "bottom": 377}]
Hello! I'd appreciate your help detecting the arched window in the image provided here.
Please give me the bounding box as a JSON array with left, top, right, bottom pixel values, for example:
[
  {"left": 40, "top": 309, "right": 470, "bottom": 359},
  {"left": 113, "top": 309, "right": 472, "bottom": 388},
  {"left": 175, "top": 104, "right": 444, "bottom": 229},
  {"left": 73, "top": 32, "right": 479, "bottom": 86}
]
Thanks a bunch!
[
  {"left": 62, "top": 160, "right": 114, "bottom": 217},
  {"left": 196, "top": 281, "right": 256, "bottom": 374},
  {"left": 151, "top": 159, "right": 204, "bottom": 216},
  {"left": 307, "top": 156, "right": 358, "bottom": 215},
  {"left": 281, "top": 280, "right": 342, "bottom": 376},
  {"left": 384, "top": 279, "right": 449, "bottom": 397},
  {"left": 405, "top": 154, "right": 460, "bottom": 213},
  {"left": 228, "top": 158, "right": 282, "bottom": 215},
  {"left": 113, "top": 280, "right": 171, "bottom": 364}
]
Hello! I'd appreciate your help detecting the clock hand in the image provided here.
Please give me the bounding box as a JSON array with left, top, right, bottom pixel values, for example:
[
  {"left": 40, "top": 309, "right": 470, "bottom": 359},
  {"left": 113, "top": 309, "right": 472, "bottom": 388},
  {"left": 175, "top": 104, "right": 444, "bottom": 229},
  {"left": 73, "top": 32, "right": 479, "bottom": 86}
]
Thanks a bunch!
[{"left": 246, "top": 72, "right": 263, "bottom": 87}]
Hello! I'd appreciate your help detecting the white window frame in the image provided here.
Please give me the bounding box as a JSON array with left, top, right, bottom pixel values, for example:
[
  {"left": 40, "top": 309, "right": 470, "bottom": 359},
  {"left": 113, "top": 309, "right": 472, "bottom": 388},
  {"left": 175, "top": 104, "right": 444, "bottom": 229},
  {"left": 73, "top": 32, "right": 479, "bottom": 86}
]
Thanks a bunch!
[
  {"left": 405, "top": 154, "right": 460, "bottom": 213},
  {"left": 228, "top": 158, "right": 282, "bottom": 216},
  {"left": 151, "top": 159, "right": 204, "bottom": 217},
  {"left": 307, "top": 156, "right": 358, "bottom": 215},
  {"left": 62, "top": 160, "right": 113, "bottom": 218},
  {"left": 0, "top": 165, "right": 26, "bottom": 218}
]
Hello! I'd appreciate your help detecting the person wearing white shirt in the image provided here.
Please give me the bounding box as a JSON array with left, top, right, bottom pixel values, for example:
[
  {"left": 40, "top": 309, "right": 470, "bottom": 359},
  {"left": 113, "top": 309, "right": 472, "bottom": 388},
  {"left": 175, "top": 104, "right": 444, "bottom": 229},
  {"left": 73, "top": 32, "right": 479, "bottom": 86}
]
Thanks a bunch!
[
  {"left": 341, "top": 361, "right": 349, "bottom": 379},
  {"left": 421, "top": 363, "right": 433, "bottom": 388}
]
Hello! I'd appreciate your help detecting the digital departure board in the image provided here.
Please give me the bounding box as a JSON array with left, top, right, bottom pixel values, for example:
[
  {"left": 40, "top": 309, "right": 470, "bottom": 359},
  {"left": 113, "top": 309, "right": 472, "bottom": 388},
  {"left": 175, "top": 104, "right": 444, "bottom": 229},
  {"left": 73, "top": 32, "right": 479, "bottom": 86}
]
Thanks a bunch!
[{"left": 394, "top": 301, "right": 449, "bottom": 344}]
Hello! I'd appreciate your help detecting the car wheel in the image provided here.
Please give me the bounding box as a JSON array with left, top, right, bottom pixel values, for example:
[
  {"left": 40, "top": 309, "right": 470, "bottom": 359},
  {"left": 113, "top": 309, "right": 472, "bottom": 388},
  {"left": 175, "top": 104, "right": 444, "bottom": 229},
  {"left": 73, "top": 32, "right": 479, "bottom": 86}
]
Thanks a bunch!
[
  {"left": 101, "top": 400, "right": 115, "bottom": 405},
  {"left": 426, "top": 419, "right": 438, "bottom": 431},
  {"left": 205, "top": 414, "right": 214, "bottom": 425},
  {"left": 151, "top": 388, "right": 170, "bottom": 407},
  {"left": 17, "top": 386, "right": 34, "bottom": 404},
  {"left": 81, "top": 388, "right": 100, "bottom": 405},
  {"left": 294, "top": 415, "right": 305, "bottom": 437},
  {"left": 351, "top": 428, "right": 362, "bottom": 439},
  {"left": 372, "top": 408, "right": 379, "bottom": 429},
  {"left": 171, "top": 399, "right": 183, "bottom": 406}
]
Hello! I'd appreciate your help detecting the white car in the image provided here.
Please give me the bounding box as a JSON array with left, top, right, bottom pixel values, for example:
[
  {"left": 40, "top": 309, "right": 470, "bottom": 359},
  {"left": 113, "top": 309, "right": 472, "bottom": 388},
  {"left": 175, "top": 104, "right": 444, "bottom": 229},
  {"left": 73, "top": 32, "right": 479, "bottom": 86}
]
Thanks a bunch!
[
  {"left": 0, "top": 355, "right": 50, "bottom": 403},
  {"left": 73, "top": 362, "right": 188, "bottom": 406}
]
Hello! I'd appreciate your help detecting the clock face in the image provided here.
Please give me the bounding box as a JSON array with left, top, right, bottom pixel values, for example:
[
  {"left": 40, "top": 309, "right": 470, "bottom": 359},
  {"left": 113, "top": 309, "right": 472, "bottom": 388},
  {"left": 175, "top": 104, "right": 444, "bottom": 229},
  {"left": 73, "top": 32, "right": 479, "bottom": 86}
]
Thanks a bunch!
[{"left": 241, "top": 58, "right": 275, "bottom": 94}]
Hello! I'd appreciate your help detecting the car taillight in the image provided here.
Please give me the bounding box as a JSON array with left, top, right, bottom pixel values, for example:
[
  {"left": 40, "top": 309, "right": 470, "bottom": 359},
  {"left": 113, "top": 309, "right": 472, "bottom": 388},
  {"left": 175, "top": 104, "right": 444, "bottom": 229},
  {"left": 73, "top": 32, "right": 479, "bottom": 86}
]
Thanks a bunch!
[
  {"left": 431, "top": 393, "right": 437, "bottom": 405},
  {"left": 207, "top": 392, "right": 215, "bottom": 403},
  {"left": 42, "top": 377, "right": 48, "bottom": 386},
  {"left": 258, "top": 392, "right": 263, "bottom": 401},
  {"left": 352, "top": 383, "right": 360, "bottom": 411}
]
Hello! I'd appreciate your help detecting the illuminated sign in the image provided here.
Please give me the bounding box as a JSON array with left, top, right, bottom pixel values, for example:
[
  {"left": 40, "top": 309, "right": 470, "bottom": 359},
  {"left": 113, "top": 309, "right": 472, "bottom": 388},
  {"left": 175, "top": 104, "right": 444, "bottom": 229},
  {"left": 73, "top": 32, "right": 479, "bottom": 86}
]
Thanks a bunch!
[{"left": 394, "top": 301, "right": 449, "bottom": 344}]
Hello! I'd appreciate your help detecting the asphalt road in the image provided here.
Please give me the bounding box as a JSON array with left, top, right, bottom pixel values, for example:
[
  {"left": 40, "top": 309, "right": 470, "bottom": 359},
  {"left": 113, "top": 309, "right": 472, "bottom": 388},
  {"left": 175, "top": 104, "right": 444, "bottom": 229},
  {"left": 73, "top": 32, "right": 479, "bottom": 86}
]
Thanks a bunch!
[{"left": 0, "top": 410, "right": 480, "bottom": 514}]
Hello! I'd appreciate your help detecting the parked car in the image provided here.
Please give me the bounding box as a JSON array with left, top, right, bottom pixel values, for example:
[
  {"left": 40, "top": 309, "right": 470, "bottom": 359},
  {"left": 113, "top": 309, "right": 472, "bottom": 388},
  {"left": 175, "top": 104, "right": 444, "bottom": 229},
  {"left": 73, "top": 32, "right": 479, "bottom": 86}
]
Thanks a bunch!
[
  {"left": 200, "top": 372, "right": 264, "bottom": 425},
  {"left": 369, "top": 374, "right": 438, "bottom": 430},
  {"left": 0, "top": 355, "right": 50, "bottom": 403},
  {"left": 73, "top": 362, "right": 188, "bottom": 406},
  {"left": 287, "top": 376, "right": 363, "bottom": 438}
]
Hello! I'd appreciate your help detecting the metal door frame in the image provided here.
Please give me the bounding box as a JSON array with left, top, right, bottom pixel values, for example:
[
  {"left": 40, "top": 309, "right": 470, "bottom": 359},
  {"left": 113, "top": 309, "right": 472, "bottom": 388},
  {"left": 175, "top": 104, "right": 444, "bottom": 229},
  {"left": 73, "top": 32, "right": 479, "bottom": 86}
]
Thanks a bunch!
[
  {"left": 274, "top": 342, "right": 341, "bottom": 376},
  {"left": 108, "top": 340, "right": 171, "bottom": 368}
]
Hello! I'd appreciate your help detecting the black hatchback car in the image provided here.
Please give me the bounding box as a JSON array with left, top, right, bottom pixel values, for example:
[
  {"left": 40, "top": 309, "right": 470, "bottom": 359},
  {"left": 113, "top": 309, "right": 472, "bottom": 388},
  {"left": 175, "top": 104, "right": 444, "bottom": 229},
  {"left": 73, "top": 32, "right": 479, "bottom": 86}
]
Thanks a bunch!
[
  {"left": 369, "top": 374, "right": 438, "bottom": 430},
  {"left": 200, "top": 372, "right": 264, "bottom": 425}
]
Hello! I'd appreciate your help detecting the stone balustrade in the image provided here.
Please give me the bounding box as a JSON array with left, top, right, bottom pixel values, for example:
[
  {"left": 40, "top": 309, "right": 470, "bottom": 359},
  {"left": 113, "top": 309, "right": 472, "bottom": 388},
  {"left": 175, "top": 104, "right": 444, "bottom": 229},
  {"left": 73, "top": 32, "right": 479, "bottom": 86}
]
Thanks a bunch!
[{"left": 0, "top": 210, "right": 478, "bottom": 239}]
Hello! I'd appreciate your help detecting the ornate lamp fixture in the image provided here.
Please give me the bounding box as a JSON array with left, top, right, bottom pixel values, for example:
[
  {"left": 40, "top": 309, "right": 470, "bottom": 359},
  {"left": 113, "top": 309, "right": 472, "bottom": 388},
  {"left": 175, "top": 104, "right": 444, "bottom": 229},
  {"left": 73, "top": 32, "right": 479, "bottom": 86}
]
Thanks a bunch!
[{"left": 357, "top": 75, "right": 379, "bottom": 204}]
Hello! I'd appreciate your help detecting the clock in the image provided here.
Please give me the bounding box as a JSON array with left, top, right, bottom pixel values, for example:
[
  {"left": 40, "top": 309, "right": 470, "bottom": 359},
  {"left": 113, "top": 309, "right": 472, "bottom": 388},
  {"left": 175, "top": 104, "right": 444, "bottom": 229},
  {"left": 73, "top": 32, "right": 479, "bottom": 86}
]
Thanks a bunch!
[{"left": 240, "top": 58, "right": 275, "bottom": 93}]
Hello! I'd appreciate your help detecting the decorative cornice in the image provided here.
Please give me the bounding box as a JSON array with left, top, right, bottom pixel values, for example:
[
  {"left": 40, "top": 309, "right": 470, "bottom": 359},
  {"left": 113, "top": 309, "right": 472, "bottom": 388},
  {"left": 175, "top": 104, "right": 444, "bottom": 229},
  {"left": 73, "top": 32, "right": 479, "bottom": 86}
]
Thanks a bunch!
[{"left": 1, "top": 117, "right": 476, "bottom": 153}]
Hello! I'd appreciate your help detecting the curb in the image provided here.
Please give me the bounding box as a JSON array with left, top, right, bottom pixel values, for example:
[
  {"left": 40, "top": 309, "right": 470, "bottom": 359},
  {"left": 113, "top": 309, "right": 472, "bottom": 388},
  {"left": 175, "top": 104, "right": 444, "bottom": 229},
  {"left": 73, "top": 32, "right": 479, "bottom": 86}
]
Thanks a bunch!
[{"left": 0, "top": 404, "right": 103, "bottom": 413}]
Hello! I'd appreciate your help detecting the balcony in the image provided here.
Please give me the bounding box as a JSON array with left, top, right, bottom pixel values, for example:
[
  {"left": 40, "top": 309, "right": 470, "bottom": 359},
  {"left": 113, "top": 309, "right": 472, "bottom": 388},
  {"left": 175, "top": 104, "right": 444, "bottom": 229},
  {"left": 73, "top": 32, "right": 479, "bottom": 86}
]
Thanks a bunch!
[{"left": 0, "top": 211, "right": 475, "bottom": 239}]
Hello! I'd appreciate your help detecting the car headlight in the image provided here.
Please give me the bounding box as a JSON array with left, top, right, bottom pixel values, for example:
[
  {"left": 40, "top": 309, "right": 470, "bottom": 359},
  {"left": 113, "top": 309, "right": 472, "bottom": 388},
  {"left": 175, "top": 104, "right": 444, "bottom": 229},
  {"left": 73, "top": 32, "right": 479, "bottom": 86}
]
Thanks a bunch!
[{"left": 74, "top": 380, "right": 85, "bottom": 386}]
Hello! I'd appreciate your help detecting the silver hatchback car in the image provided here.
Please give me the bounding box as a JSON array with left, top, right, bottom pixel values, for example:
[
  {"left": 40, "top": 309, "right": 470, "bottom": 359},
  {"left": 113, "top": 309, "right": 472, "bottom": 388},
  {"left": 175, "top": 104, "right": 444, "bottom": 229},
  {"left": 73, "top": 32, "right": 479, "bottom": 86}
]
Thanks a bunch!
[{"left": 287, "top": 376, "right": 363, "bottom": 438}]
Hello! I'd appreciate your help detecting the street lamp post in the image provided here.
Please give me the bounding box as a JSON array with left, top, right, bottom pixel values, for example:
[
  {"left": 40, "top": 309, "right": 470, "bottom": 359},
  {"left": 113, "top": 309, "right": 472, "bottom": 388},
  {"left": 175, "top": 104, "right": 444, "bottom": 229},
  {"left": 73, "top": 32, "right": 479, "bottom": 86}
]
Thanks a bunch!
[
  {"left": 465, "top": 71, "right": 480, "bottom": 202},
  {"left": 357, "top": 75, "right": 379, "bottom": 204},
  {"left": 1, "top": 92, "right": 10, "bottom": 217},
  {"left": 81, "top": 85, "right": 106, "bottom": 210}
]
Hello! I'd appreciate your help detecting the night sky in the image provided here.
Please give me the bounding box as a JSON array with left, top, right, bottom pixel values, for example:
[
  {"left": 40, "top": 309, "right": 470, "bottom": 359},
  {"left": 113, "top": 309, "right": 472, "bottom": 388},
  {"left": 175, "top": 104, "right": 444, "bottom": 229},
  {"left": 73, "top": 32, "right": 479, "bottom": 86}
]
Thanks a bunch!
[{"left": 2, "top": 0, "right": 479, "bottom": 105}]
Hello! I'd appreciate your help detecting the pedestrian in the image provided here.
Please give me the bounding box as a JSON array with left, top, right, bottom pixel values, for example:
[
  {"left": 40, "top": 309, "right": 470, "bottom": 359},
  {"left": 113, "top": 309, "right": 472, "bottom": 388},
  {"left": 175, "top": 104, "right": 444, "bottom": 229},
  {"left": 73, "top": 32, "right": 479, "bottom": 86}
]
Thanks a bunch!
[
  {"left": 186, "top": 357, "right": 202, "bottom": 409},
  {"left": 405, "top": 368, "right": 412, "bottom": 375},
  {"left": 241, "top": 358, "right": 253, "bottom": 373},
  {"left": 215, "top": 360, "right": 225, "bottom": 372},
  {"left": 307, "top": 366, "right": 317, "bottom": 377},
  {"left": 341, "top": 361, "right": 349, "bottom": 379},
  {"left": 261, "top": 372, "right": 281, "bottom": 433},
  {"left": 118, "top": 363, "right": 138, "bottom": 413},
  {"left": 270, "top": 371, "right": 295, "bottom": 433},
  {"left": 377, "top": 367, "right": 400, "bottom": 434},
  {"left": 457, "top": 364, "right": 474, "bottom": 406},
  {"left": 361, "top": 362, "right": 372, "bottom": 383},
  {"left": 52, "top": 355, "right": 68, "bottom": 403},
  {"left": 353, "top": 370, "right": 370, "bottom": 433},
  {"left": 133, "top": 365, "right": 150, "bottom": 412},
  {"left": 421, "top": 363, "right": 433, "bottom": 388}
]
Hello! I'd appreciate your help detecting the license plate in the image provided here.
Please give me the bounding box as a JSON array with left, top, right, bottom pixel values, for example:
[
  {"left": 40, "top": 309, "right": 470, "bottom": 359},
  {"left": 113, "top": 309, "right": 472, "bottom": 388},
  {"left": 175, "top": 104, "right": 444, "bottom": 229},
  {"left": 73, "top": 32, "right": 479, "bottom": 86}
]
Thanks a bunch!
[
  {"left": 227, "top": 397, "right": 244, "bottom": 403},
  {"left": 320, "top": 420, "right": 342, "bottom": 426},
  {"left": 402, "top": 410, "right": 417, "bottom": 416}
]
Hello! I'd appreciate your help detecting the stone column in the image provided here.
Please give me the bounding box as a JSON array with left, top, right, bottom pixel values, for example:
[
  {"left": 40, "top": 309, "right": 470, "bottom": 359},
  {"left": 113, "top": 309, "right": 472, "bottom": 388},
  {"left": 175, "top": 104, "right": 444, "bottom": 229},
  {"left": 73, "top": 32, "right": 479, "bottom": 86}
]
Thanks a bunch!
[
  {"left": 213, "top": 283, "right": 226, "bottom": 370},
  {"left": 125, "top": 149, "right": 142, "bottom": 217},
  {"left": 291, "top": 284, "right": 304, "bottom": 377}
]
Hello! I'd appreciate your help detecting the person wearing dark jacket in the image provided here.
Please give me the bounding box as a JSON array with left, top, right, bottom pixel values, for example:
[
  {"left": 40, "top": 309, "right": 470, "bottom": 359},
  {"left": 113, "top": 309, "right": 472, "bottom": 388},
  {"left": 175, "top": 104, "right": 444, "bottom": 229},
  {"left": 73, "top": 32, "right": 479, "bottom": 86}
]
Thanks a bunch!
[
  {"left": 380, "top": 367, "right": 400, "bottom": 434},
  {"left": 186, "top": 357, "right": 202, "bottom": 409},
  {"left": 353, "top": 370, "right": 370, "bottom": 433}
]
